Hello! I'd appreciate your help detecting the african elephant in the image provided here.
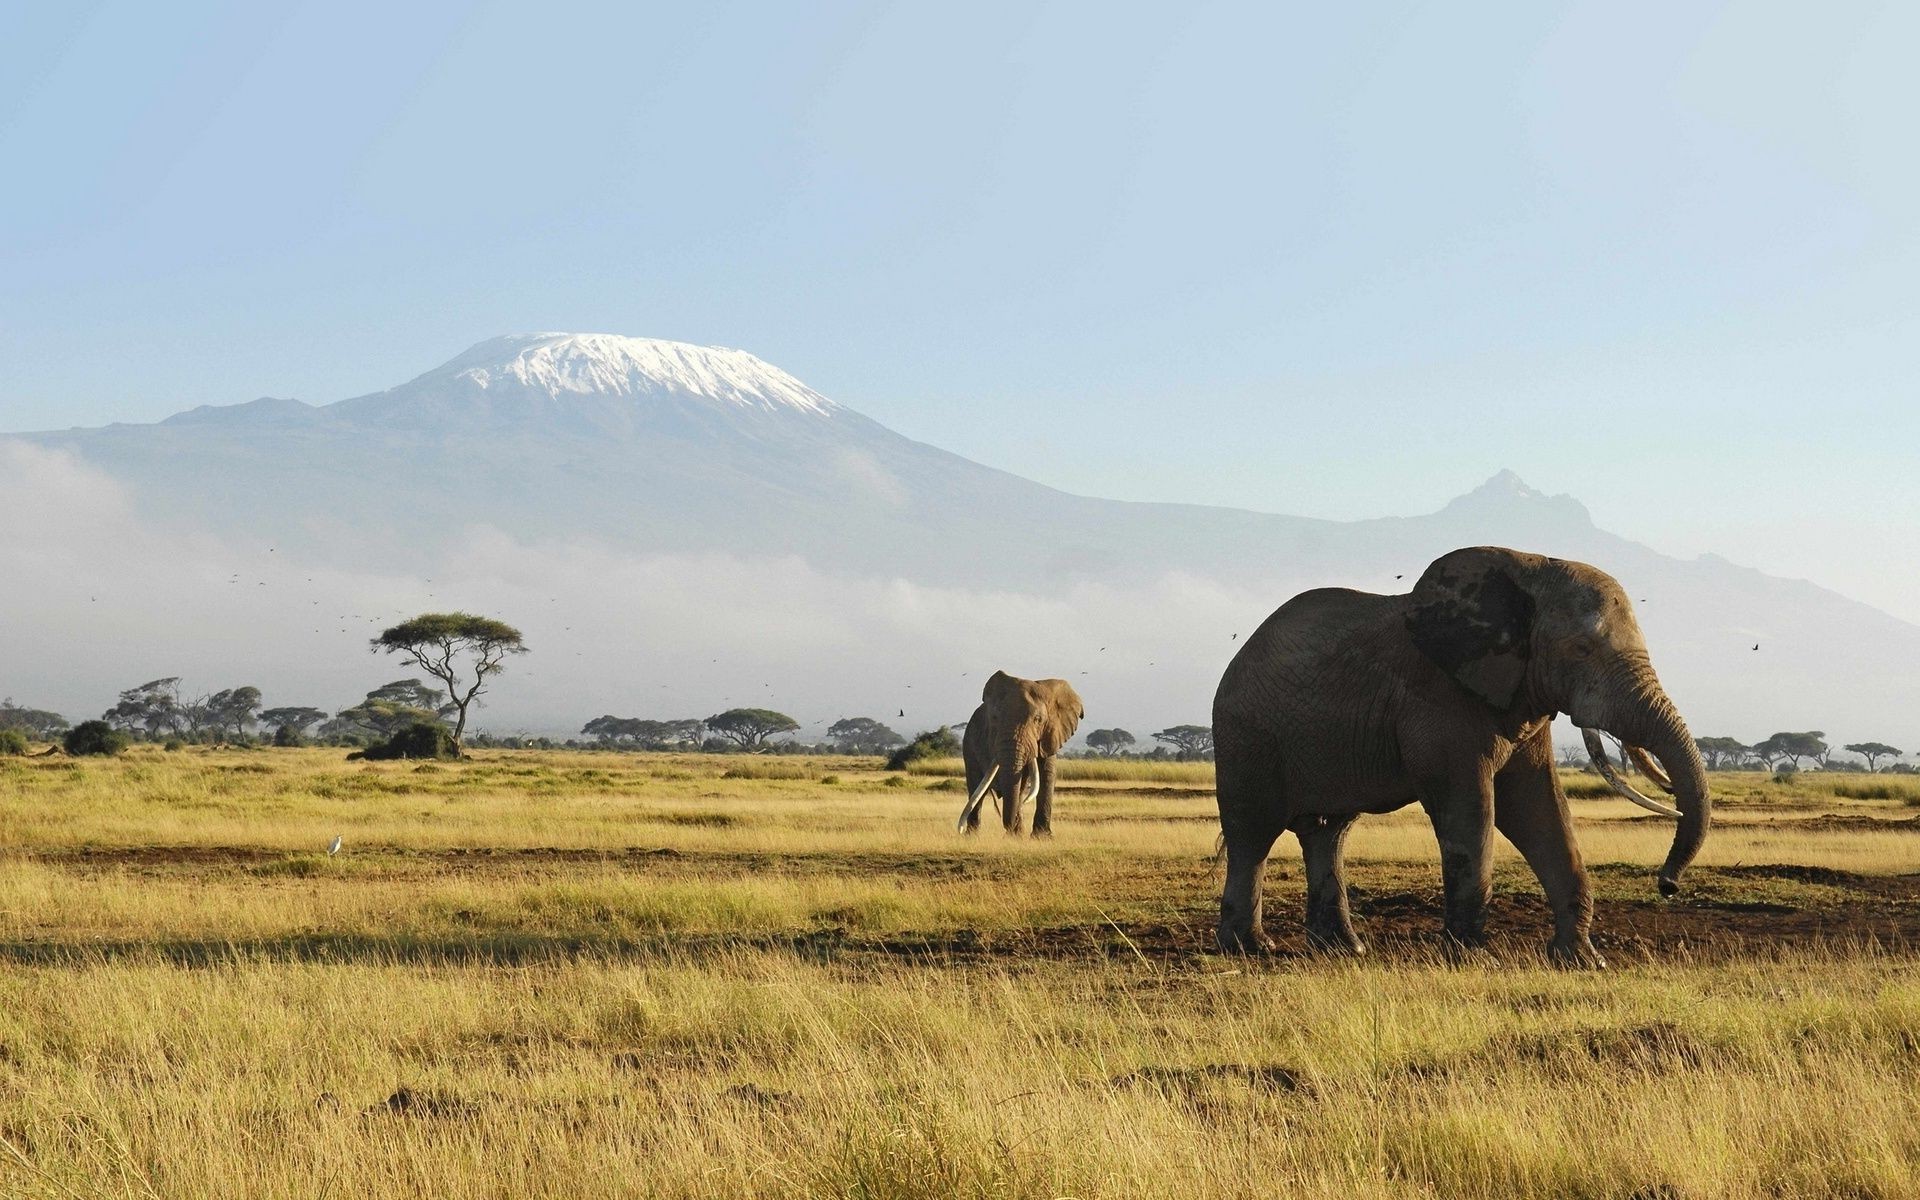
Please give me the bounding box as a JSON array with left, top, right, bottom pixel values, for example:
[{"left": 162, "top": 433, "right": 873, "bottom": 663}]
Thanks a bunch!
[
  {"left": 956, "top": 671, "right": 1085, "bottom": 836},
  {"left": 1213, "top": 546, "right": 1710, "bottom": 966}
]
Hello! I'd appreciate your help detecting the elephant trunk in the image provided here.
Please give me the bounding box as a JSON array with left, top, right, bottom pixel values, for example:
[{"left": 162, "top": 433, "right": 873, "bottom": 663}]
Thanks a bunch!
[
  {"left": 998, "top": 733, "right": 1036, "bottom": 829},
  {"left": 1592, "top": 655, "right": 1712, "bottom": 896}
]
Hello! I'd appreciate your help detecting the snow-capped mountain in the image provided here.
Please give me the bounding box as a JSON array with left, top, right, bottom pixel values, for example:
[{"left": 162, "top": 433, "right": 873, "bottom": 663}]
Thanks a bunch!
[
  {"left": 8, "top": 333, "right": 1918, "bottom": 740},
  {"left": 332, "top": 333, "right": 840, "bottom": 425}
]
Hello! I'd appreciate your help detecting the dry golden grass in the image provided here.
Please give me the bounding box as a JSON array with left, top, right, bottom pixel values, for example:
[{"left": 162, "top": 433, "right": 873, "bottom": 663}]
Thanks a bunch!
[{"left": 0, "top": 749, "right": 1915, "bottom": 1198}]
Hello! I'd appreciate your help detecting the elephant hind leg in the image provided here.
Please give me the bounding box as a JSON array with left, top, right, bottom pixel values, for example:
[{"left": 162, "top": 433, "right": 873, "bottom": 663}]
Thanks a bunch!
[
  {"left": 1295, "top": 813, "right": 1364, "bottom": 954},
  {"left": 1214, "top": 747, "right": 1285, "bottom": 953}
]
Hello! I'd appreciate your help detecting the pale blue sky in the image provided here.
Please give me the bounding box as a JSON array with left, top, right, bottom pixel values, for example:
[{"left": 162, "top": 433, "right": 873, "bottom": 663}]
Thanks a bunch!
[{"left": 2, "top": 1, "right": 1916, "bottom": 618}]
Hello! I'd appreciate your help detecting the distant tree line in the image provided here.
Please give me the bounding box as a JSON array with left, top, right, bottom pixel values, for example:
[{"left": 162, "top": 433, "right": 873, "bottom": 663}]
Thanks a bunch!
[
  {"left": 1691, "top": 732, "right": 1914, "bottom": 773},
  {"left": 1073, "top": 726, "right": 1215, "bottom": 762},
  {"left": 575, "top": 711, "right": 907, "bottom": 756},
  {"left": 10, "top": 682, "right": 1914, "bottom": 774}
]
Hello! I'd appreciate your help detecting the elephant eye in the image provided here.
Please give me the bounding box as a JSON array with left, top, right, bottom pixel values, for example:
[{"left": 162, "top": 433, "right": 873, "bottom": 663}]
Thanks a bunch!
[{"left": 1567, "top": 636, "right": 1597, "bottom": 659}]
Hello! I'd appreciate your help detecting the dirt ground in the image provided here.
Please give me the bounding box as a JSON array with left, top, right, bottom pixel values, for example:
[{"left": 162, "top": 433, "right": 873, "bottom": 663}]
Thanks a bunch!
[{"left": 20, "top": 842, "right": 1920, "bottom": 967}]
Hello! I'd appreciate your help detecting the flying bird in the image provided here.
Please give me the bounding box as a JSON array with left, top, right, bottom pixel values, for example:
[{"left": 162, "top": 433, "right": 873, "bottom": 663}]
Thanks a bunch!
[
  {"left": 1753, "top": 643, "right": 1760, "bottom": 651},
  {"left": 898, "top": 709, "right": 905, "bottom": 717}
]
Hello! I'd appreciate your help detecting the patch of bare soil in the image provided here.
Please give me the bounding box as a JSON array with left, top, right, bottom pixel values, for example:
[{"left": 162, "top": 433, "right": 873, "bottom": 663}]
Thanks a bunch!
[{"left": 14, "top": 845, "right": 1030, "bottom": 881}]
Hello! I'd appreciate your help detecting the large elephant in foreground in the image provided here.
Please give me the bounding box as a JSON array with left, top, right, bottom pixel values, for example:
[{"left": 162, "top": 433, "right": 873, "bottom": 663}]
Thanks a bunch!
[
  {"left": 957, "top": 671, "right": 1085, "bottom": 836},
  {"left": 1213, "top": 546, "right": 1711, "bottom": 966}
]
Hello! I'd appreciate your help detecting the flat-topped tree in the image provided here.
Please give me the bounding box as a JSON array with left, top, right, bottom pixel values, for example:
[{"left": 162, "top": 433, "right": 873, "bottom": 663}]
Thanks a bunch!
[
  {"left": 1755, "top": 731, "right": 1827, "bottom": 771},
  {"left": 371, "top": 613, "right": 526, "bottom": 752},
  {"left": 1152, "top": 725, "right": 1214, "bottom": 759},
  {"left": 259, "top": 707, "right": 329, "bottom": 736},
  {"left": 826, "top": 717, "right": 905, "bottom": 755},
  {"left": 1844, "top": 742, "right": 1902, "bottom": 772},
  {"left": 706, "top": 708, "right": 800, "bottom": 751}
]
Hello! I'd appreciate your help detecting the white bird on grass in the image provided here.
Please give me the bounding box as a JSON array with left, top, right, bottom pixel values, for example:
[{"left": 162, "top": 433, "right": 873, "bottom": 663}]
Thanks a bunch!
[{"left": 327, "top": 835, "right": 343, "bottom": 857}]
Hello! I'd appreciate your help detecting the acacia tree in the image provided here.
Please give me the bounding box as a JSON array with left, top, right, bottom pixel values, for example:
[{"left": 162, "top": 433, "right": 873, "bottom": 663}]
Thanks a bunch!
[
  {"left": 1844, "top": 742, "right": 1902, "bottom": 772},
  {"left": 104, "top": 678, "right": 190, "bottom": 740},
  {"left": 326, "top": 680, "right": 451, "bottom": 741},
  {"left": 1754, "top": 731, "right": 1827, "bottom": 771},
  {"left": 203, "top": 686, "right": 263, "bottom": 741},
  {"left": 1695, "top": 737, "right": 1753, "bottom": 771},
  {"left": 0, "top": 700, "right": 68, "bottom": 740},
  {"left": 706, "top": 708, "right": 800, "bottom": 751},
  {"left": 826, "top": 717, "right": 904, "bottom": 755},
  {"left": 371, "top": 614, "right": 526, "bottom": 752},
  {"left": 1152, "top": 725, "right": 1215, "bottom": 760},
  {"left": 1086, "top": 728, "right": 1136, "bottom": 756},
  {"left": 581, "top": 717, "right": 705, "bottom": 750},
  {"left": 260, "top": 707, "right": 329, "bottom": 736}
]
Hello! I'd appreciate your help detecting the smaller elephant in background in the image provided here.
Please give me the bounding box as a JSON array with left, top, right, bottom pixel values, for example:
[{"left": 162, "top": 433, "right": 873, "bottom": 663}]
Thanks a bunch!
[{"left": 957, "top": 671, "right": 1085, "bottom": 836}]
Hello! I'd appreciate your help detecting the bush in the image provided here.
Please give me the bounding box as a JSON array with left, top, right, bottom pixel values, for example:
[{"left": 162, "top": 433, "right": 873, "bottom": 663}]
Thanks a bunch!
[
  {"left": 163, "top": 740, "right": 185, "bottom": 752},
  {"left": 358, "top": 722, "right": 458, "bottom": 761},
  {"left": 887, "top": 728, "right": 962, "bottom": 771},
  {"left": 272, "top": 724, "right": 306, "bottom": 748},
  {"left": 0, "top": 729, "right": 28, "bottom": 756},
  {"left": 64, "top": 720, "right": 130, "bottom": 757}
]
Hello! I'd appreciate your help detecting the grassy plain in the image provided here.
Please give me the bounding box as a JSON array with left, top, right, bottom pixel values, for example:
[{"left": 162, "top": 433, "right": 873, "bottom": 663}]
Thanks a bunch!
[{"left": 0, "top": 747, "right": 1916, "bottom": 1198}]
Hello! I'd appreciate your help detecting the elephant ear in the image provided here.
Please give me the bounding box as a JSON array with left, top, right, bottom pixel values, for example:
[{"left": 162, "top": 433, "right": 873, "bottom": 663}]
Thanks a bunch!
[{"left": 1405, "top": 547, "right": 1536, "bottom": 710}]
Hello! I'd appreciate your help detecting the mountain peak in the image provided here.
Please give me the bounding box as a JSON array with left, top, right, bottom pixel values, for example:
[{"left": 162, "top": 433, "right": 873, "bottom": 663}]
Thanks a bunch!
[
  {"left": 415, "top": 333, "right": 838, "bottom": 416},
  {"left": 1439, "top": 470, "right": 1592, "bottom": 525}
]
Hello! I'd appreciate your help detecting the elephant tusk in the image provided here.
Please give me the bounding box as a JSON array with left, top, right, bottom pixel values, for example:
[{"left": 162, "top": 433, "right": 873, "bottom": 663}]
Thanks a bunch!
[
  {"left": 1020, "top": 763, "right": 1040, "bottom": 810},
  {"left": 1625, "top": 744, "right": 1677, "bottom": 795},
  {"left": 1582, "top": 728, "right": 1683, "bottom": 819},
  {"left": 958, "top": 764, "right": 1000, "bottom": 831}
]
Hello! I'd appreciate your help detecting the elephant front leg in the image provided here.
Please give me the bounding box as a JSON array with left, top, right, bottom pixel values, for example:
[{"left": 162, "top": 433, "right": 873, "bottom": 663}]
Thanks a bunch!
[
  {"left": 1421, "top": 773, "right": 1495, "bottom": 951},
  {"left": 1030, "top": 756, "right": 1055, "bottom": 838},
  {"left": 1295, "top": 814, "right": 1364, "bottom": 954},
  {"left": 1495, "top": 749, "right": 1603, "bottom": 968}
]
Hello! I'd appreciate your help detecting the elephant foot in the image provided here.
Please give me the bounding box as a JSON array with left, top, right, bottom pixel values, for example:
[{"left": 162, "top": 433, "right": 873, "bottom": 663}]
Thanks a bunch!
[
  {"left": 1546, "top": 935, "right": 1607, "bottom": 970},
  {"left": 1029, "top": 825, "right": 1052, "bottom": 840},
  {"left": 1439, "top": 931, "right": 1492, "bottom": 966},
  {"left": 1215, "top": 925, "right": 1277, "bottom": 956},
  {"left": 1305, "top": 925, "right": 1367, "bottom": 957}
]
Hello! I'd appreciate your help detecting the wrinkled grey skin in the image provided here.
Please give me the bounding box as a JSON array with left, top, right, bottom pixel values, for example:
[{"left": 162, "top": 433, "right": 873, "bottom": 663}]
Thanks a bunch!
[
  {"left": 961, "top": 671, "right": 1086, "bottom": 836},
  {"left": 1213, "top": 546, "right": 1711, "bottom": 966}
]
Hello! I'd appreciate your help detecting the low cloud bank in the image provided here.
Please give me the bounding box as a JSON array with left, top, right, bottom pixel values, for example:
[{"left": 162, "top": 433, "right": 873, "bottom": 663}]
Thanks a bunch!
[
  {"left": 4, "top": 440, "right": 1911, "bottom": 746},
  {"left": 0, "top": 441, "right": 1265, "bottom": 738}
]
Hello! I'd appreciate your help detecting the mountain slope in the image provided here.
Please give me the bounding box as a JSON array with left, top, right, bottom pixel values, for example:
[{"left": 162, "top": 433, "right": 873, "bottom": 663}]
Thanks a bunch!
[{"left": 10, "top": 333, "right": 1917, "bottom": 740}]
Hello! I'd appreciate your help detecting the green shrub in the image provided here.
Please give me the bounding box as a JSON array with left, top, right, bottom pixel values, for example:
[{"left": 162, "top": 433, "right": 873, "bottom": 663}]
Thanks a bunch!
[
  {"left": 887, "top": 728, "right": 962, "bottom": 771},
  {"left": 0, "top": 729, "right": 29, "bottom": 756},
  {"left": 64, "top": 721, "right": 130, "bottom": 757},
  {"left": 359, "top": 722, "right": 458, "bottom": 761},
  {"left": 272, "top": 724, "right": 306, "bottom": 748},
  {"left": 163, "top": 740, "right": 185, "bottom": 752}
]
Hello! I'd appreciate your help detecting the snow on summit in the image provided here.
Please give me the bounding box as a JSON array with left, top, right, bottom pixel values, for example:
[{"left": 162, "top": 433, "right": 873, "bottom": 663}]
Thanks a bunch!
[{"left": 423, "top": 333, "right": 838, "bottom": 415}]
